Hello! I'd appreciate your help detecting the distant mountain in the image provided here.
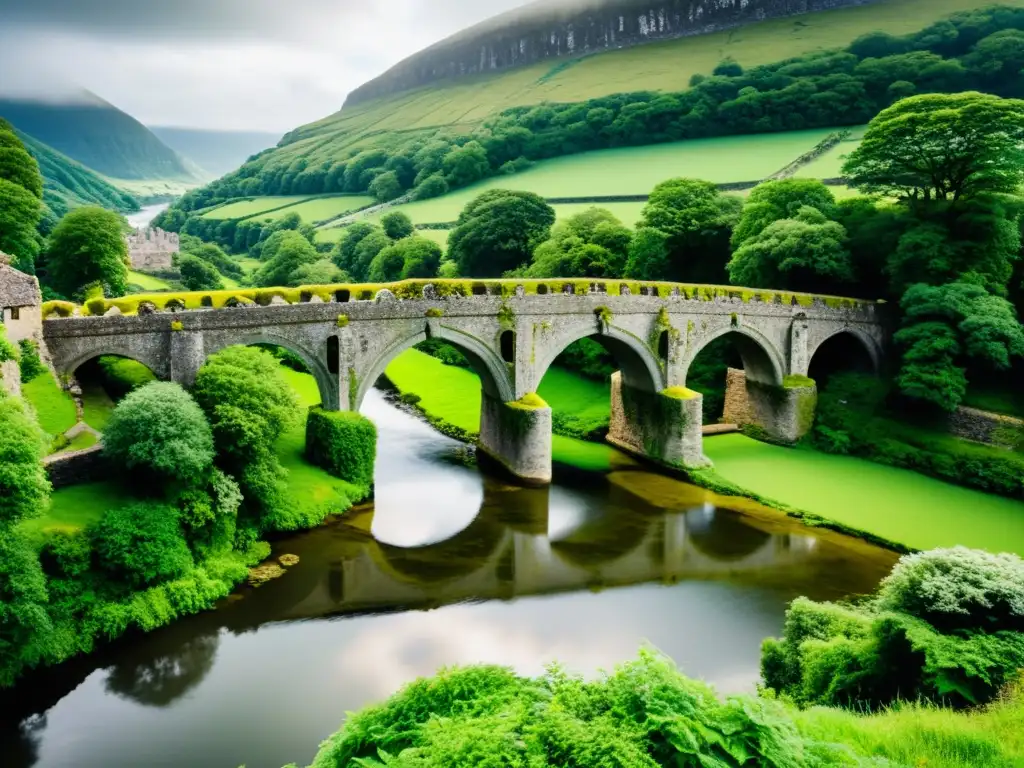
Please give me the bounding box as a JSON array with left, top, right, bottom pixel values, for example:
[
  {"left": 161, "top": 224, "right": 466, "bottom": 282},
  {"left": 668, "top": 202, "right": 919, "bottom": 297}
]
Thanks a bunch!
[
  {"left": 0, "top": 91, "right": 199, "bottom": 182},
  {"left": 149, "top": 127, "right": 281, "bottom": 177},
  {"left": 15, "top": 130, "right": 140, "bottom": 220}
]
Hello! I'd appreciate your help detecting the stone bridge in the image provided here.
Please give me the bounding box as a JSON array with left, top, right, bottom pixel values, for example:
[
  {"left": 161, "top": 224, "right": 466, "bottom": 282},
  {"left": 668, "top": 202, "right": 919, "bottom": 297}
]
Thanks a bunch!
[{"left": 42, "top": 280, "right": 887, "bottom": 484}]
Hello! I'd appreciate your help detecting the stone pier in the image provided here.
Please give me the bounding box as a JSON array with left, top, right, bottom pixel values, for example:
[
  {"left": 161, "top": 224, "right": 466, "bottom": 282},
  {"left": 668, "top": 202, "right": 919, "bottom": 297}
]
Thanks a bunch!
[{"left": 478, "top": 393, "right": 553, "bottom": 485}]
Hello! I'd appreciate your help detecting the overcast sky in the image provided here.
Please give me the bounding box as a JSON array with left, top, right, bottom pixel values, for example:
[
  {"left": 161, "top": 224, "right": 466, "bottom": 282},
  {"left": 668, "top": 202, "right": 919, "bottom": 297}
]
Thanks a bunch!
[{"left": 0, "top": 0, "right": 532, "bottom": 132}]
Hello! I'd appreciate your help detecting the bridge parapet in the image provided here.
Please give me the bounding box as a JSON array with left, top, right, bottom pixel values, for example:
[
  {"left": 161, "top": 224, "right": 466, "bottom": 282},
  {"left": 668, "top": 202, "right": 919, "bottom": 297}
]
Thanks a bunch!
[{"left": 43, "top": 279, "right": 887, "bottom": 485}]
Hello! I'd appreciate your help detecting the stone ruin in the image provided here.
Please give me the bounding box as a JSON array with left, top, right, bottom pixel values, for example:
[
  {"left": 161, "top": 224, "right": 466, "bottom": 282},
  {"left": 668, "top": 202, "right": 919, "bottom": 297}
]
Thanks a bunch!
[{"left": 126, "top": 227, "right": 179, "bottom": 272}]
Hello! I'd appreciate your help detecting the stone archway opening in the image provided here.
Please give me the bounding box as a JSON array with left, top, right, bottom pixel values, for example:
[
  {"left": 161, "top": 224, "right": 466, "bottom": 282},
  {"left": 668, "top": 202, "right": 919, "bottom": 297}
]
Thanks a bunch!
[
  {"left": 808, "top": 330, "right": 877, "bottom": 386},
  {"left": 684, "top": 330, "right": 781, "bottom": 429},
  {"left": 73, "top": 354, "right": 159, "bottom": 436}
]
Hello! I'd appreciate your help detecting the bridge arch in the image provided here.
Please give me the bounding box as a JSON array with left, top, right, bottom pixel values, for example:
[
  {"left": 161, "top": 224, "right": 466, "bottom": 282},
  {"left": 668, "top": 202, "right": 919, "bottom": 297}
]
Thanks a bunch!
[
  {"left": 534, "top": 322, "right": 666, "bottom": 394},
  {"left": 203, "top": 331, "right": 337, "bottom": 409},
  {"left": 354, "top": 325, "right": 515, "bottom": 411},
  {"left": 58, "top": 345, "right": 166, "bottom": 382},
  {"left": 682, "top": 324, "right": 785, "bottom": 386},
  {"left": 808, "top": 327, "right": 882, "bottom": 381}
]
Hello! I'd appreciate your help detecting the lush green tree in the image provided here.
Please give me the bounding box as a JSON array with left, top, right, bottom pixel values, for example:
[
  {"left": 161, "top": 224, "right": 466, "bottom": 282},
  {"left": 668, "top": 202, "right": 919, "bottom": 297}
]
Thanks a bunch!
[
  {"left": 895, "top": 282, "right": 1024, "bottom": 410},
  {"left": 366, "top": 243, "right": 406, "bottom": 283},
  {"left": 638, "top": 179, "right": 740, "bottom": 282},
  {"left": 443, "top": 141, "right": 490, "bottom": 188},
  {"left": 527, "top": 208, "right": 630, "bottom": 278},
  {"left": 367, "top": 235, "right": 443, "bottom": 282},
  {"left": 192, "top": 346, "right": 298, "bottom": 468},
  {"left": 289, "top": 258, "right": 348, "bottom": 286},
  {"left": 0, "top": 180, "right": 42, "bottom": 274},
  {"left": 728, "top": 206, "right": 853, "bottom": 293},
  {"left": 0, "top": 528, "right": 52, "bottom": 686},
  {"left": 834, "top": 196, "right": 907, "bottom": 299},
  {"left": 381, "top": 211, "right": 415, "bottom": 240},
  {"left": 414, "top": 173, "right": 449, "bottom": 200},
  {"left": 332, "top": 222, "right": 377, "bottom": 274},
  {"left": 89, "top": 502, "right": 193, "bottom": 588},
  {"left": 731, "top": 179, "right": 837, "bottom": 249},
  {"left": 624, "top": 227, "right": 671, "bottom": 280},
  {"left": 0, "top": 121, "right": 43, "bottom": 273},
  {"left": 177, "top": 255, "right": 224, "bottom": 291},
  {"left": 192, "top": 347, "right": 298, "bottom": 534},
  {"left": 45, "top": 207, "right": 129, "bottom": 298},
  {"left": 252, "top": 230, "right": 318, "bottom": 287},
  {"left": 183, "top": 242, "right": 243, "bottom": 278},
  {"left": 843, "top": 92, "right": 1024, "bottom": 203},
  {"left": 369, "top": 170, "right": 404, "bottom": 203},
  {"left": 886, "top": 194, "right": 1021, "bottom": 295},
  {"left": 449, "top": 190, "right": 555, "bottom": 277},
  {"left": 103, "top": 382, "right": 215, "bottom": 488},
  {"left": 350, "top": 229, "right": 393, "bottom": 283},
  {"left": 0, "top": 394, "right": 50, "bottom": 526}
]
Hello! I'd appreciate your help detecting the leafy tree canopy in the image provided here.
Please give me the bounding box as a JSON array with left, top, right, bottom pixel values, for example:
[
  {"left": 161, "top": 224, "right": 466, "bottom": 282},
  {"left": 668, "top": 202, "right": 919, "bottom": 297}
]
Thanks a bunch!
[
  {"left": 731, "top": 179, "right": 837, "bottom": 249},
  {"left": 0, "top": 394, "right": 50, "bottom": 526},
  {"left": 449, "top": 190, "right": 555, "bottom": 277},
  {"left": 526, "top": 207, "right": 630, "bottom": 279},
  {"left": 380, "top": 211, "right": 415, "bottom": 240},
  {"left": 177, "top": 254, "right": 224, "bottom": 291},
  {"left": 102, "top": 381, "right": 215, "bottom": 488},
  {"left": 252, "top": 230, "right": 318, "bottom": 287},
  {"left": 843, "top": 92, "right": 1024, "bottom": 203},
  {"left": 44, "top": 206, "right": 128, "bottom": 298},
  {"left": 728, "top": 206, "right": 853, "bottom": 293}
]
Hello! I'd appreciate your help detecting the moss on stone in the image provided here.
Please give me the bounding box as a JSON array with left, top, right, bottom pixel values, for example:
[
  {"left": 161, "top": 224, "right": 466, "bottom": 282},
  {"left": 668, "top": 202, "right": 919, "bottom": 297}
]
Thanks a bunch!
[
  {"left": 507, "top": 392, "right": 548, "bottom": 411},
  {"left": 783, "top": 374, "right": 816, "bottom": 389},
  {"left": 595, "top": 305, "right": 613, "bottom": 325},
  {"left": 170, "top": 321, "right": 184, "bottom": 332},
  {"left": 337, "top": 314, "right": 350, "bottom": 328},
  {"left": 425, "top": 308, "right": 444, "bottom": 318},
  {"left": 662, "top": 386, "right": 700, "bottom": 400}
]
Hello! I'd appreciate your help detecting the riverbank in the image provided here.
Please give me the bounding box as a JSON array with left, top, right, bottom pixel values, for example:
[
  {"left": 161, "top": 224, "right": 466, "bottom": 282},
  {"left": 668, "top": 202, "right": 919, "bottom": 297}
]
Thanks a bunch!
[{"left": 383, "top": 347, "right": 1024, "bottom": 557}]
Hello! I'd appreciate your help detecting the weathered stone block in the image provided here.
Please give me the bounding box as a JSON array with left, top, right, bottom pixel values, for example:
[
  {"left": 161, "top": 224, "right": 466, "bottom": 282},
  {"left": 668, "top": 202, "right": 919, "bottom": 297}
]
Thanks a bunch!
[{"left": 478, "top": 392, "right": 552, "bottom": 485}]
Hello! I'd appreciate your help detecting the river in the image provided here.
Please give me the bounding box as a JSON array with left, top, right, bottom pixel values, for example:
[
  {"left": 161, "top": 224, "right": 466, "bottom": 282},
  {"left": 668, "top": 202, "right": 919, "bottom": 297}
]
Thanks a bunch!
[
  {"left": 2, "top": 389, "right": 897, "bottom": 768},
  {"left": 124, "top": 203, "right": 170, "bottom": 229}
]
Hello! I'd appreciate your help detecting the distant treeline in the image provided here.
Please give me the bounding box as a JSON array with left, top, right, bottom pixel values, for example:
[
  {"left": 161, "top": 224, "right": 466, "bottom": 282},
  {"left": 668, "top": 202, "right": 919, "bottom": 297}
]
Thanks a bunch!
[{"left": 158, "top": 4, "right": 1024, "bottom": 227}]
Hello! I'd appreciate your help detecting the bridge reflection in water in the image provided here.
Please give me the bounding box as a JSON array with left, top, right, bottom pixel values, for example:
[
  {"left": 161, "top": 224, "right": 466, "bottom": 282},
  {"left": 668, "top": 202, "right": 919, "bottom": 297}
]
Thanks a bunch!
[{"left": 232, "top": 471, "right": 893, "bottom": 629}]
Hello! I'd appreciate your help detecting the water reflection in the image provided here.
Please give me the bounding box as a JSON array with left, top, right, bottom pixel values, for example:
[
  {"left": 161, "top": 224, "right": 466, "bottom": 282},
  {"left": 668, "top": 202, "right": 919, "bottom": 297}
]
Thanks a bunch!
[{"left": 1, "top": 389, "right": 898, "bottom": 768}]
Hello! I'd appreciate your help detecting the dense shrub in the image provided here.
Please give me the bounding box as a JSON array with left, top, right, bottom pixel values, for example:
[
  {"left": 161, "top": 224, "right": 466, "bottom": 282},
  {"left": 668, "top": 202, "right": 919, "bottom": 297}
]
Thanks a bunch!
[
  {"left": 309, "top": 649, "right": 879, "bottom": 767},
  {"left": 102, "top": 382, "right": 215, "bottom": 488},
  {"left": 175, "top": 469, "right": 243, "bottom": 558},
  {"left": 876, "top": 547, "right": 1024, "bottom": 632},
  {"left": 89, "top": 502, "right": 194, "bottom": 589},
  {"left": 0, "top": 529, "right": 52, "bottom": 686},
  {"left": 762, "top": 548, "right": 1024, "bottom": 709},
  {"left": 17, "top": 339, "right": 45, "bottom": 382},
  {"left": 305, "top": 407, "right": 377, "bottom": 491},
  {"left": 0, "top": 393, "right": 51, "bottom": 526}
]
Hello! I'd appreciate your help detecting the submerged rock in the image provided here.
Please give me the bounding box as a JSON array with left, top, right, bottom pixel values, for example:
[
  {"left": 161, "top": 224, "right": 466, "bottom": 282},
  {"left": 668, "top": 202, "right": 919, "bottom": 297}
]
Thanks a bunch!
[{"left": 278, "top": 554, "right": 300, "bottom": 567}]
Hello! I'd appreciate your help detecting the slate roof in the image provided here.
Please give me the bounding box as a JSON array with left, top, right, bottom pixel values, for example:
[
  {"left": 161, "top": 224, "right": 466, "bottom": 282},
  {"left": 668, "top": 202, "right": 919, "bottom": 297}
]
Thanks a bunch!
[{"left": 0, "top": 261, "right": 41, "bottom": 308}]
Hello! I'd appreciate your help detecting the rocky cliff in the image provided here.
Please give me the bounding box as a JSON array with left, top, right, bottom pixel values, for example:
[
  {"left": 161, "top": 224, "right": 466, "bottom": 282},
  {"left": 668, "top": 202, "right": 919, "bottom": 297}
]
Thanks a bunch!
[{"left": 346, "top": 0, "right": 881, "bottom": 105}]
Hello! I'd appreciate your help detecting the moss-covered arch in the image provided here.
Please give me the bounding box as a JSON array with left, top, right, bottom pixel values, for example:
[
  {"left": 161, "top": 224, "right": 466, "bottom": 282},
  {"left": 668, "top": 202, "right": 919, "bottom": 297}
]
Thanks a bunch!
[
  {"left": 682, "top": 325, "right": 785, "bottom": 387},
  {"left": 534, "top": 322, "right": 666, "bottom": 394},
  {"left": 355, "top": 325, "right": 515, "bottom": 411}
]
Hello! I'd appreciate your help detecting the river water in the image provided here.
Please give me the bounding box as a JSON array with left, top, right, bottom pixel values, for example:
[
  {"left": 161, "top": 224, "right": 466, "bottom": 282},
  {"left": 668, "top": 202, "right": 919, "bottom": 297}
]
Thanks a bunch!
[
  {"left": 2, "top": 390, "right": 897, "bottom": 768},
  {"left": 124, "top": 203, "right": 170, "bottom": 229}
]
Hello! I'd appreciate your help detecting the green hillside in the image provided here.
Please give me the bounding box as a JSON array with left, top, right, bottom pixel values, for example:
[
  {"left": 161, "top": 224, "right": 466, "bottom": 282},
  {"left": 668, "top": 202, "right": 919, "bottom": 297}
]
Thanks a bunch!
[
  {"left": 0, "top": 92, "right": 200, "bottom": 182},
  {"left": 159, "top": 0, "right": 1024, "bottom": 232},
  {"left": 16, "top": 130, "right": 140, "bottom": 218},
  {"left": 277, "top": 0, "right": 1023, "bottom": 168}
]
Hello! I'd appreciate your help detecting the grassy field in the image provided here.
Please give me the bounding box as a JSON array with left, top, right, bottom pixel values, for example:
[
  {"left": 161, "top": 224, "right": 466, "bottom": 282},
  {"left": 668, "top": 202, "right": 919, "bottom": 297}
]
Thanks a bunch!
[
  {"left": 704, "top": 434, "right": 1024, "bottom": 556},
  {"left": 127, "top": 270, "right": 173, "bottom": 291},
  {"left": 21, "top": 481, "right": 134, "bottom": 543},
  {"left": 22, "top": 371, "right": 77, "bottom": 437},
  {"left": 385, "top": 348, "right": 616, "bottom": 471},
  {"left": 80, "top": 380, "right": 116, "bottom": 432},
  {"left": 201, "top": 195, "right": 314, "bottom": 220},
  {"left": 348, "top": 130, "right": 834, "bottom": 227},
  {"left": 796, "top": 140, "right": 863, "bottom": 180}
]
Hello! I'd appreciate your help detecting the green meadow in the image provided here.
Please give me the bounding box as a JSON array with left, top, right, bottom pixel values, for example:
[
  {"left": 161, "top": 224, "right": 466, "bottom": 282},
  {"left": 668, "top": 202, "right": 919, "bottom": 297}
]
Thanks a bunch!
[
  {"left": 127, "top": 270, "right": 173, "bottom": 291},
  {"left": 201, "top": 195, "right": 314, "bottom": 220},
  {"left": 704, "top": 434, "right": 1024, "bottom": 556}
]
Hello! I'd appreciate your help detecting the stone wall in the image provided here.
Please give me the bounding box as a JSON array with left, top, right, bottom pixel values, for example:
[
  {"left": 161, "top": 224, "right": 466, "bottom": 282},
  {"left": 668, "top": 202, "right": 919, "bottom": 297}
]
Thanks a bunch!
[
  {"left": 43, "top": 446, "right": 109, "bottom": 489},
  {"left": 948, "top": 406, "right": 1024, "bottom": 450},
  {"left": 347, "top": 0, "right": 881, "bottom": 105},
  {"left": 721, "top": 368, "right": 752, "bottom": 425},
  {"left": 0, "top": 358, "right": 20, "bottom": 397},
  {"left": 127, "top": 228, "right": 178, "bottom": 272},
  {"left": 478, "top": 391, "right": 553, "bottom": 485}
]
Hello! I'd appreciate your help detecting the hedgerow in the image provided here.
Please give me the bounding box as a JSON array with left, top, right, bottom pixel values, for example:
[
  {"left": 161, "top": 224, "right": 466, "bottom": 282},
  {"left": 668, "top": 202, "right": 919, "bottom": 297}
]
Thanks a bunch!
[{"left": 305, "top": 407, "right": 377, "bottom": 493}]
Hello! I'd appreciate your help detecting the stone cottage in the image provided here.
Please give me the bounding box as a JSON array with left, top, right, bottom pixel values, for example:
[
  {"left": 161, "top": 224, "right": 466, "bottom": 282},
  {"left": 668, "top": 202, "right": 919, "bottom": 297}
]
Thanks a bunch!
[{"left": 0, "top": 253, "right": 43, "bottom": 395}]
